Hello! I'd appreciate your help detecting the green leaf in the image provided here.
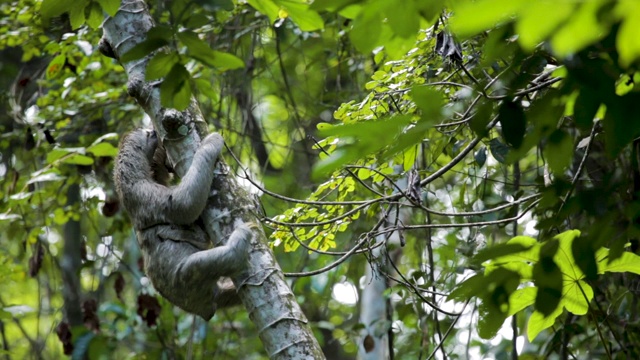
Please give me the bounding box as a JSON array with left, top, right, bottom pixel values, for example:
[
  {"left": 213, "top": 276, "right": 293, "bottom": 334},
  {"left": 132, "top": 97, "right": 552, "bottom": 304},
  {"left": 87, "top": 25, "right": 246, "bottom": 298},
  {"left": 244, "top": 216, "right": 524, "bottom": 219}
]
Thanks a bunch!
[
  {"left": 489, "top": 138, "right": 509, "bottom": 163},
  {"left": 469, "top": 100, "right": 494, "bottom": 137},
  {"left": 450, "top": 0, "right": 526, "bottom": 38},
  {"left": 602, "top": 93, "right": 640, "bottom": 157},
  {"left": 63, "top": 154, "right": 94, "bottom": 166},
  {"left": 550, "top": 0, "right": 610, "bottom": 58},
  {"left": 318, "top": 115, "right": 412, "bottom": 138},
  {"left": 473, "top": 242, "right": 532, "bottom": 264},
  {"left": 97, "top": 0, "right": 121, "bottom": 16},
  {"left": 40, "top": 0, "right": 75, "bottom": 19},
  {"left": 380, "top": 121, "right": 430, "bottom": 160},
  {"left": 474, "top": 147, "right": 487, "bottom": 167},
  {"left": 120, "top": 26, "right": 172, "bottom": 63},
  {"left": 508, "top": 287, "right": 536, "bottom": 316},
  {"left": 247, "top": 0, "right": 280, "bottom": 23},
  {"left": 146, "top": 52, "right": 179, "bottom": 80},
  {"left": 86, "top": 2, "right": 104, "bottom": 29},
  {"left": 312, "top": 115, "right": 412, "bottom": 178},
  {"left": 498, "top": 101, "right": 526, "bottom": 148},
  {"left": 527, "top": 307, "right": 563, "bottom": 341},
  {"left": 571, "top": 234, "right": 598, "bottom": 281},
  {"left": 562, "top": 279, "right": 592, "bottom": 316},
  {"left": 178, "top": 31, "right": 244, "bottom": 70},
  {"left": 72, "top": 332, "right": 96, "bottom": 360},
  {"left": 68, "top": 1, "right": 89, "bottom": 29},
  {"left": 160, "top": 64, "right": 191, "bottom": 110},
  {"left": 573, "top": 89, "right": 601, "bottom": 129},
  {"left": 448, "top": 274, "right": 487, "bottom": 301},
  {"left": 46, "top": 54, "right": 66, "bottom": 79},
  {"left": 278, "top": 0, "right": 324, "bottom": 31},
  {"left": 349, "top": 8, "right": 383, "bottom": 53},
  {"left": 309, "top": 0, "right": 360, "bottom": 11},
  {"left": 475, "top": 268, "right": 521, "bottom": 339},
  {"left": 477, "top": 302, "right": 507, "bottom": 339},
  {"left": 411, "top": 86, "right": 443, "bottom": 121},
  {"left": 185, "top": 14, "right": 211, "bottom": 29},
  {"left": 616, "top": 1, "right": 640, "bottom": 67},
  {"left": 384, "top": 0, "right": 419, "bottom": 38},
  {"left": 532, "top": 240, "right": 562, "bottom": 316},
  {"left": 516, "top": 1, "right": 575, "bottom": 51},
  {"left": 207, "top": 51, "right": 245, "bottom": 71},
  {"left": 87, "top": 143, "right": 118, "bottom": 157},
  {"left": 194, "top": 78, "right": 217, "bottom": 99},
  {"left": 601, "top": 252, "right": 640, "bottom": 274},
  {"left": 47, "top": 147, "right": 93, "bottom": 165},
  {"left": 543, "top": 129, "right": 573, "bottom": 175}
]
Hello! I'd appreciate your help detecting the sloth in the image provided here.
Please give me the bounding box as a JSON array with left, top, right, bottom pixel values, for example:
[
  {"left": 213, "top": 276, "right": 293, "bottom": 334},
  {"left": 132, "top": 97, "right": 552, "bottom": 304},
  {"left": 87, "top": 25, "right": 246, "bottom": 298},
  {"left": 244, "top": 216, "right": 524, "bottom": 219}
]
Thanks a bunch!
[{"left": 114, "top": 129, "right": 251, "bottom": 320}]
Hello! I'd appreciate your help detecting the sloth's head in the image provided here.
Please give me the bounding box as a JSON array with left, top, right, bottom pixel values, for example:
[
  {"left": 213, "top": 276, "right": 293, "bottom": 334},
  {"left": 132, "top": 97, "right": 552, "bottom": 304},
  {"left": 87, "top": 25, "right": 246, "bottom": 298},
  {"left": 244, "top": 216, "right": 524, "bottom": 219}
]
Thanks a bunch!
[
  {"left": 115, "top": 129, "right": 159, "bottom": 186},
  {"left": 128, "top": 129, "right": 158, "bottom": 163}
]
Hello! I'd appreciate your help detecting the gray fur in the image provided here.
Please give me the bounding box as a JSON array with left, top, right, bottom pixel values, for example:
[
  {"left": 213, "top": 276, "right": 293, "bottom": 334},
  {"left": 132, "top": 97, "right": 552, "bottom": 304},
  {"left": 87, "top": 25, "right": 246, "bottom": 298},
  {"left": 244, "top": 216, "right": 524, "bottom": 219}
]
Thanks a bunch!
[{"left": 114, "top": 130, "right": 251, "bottom": 320}]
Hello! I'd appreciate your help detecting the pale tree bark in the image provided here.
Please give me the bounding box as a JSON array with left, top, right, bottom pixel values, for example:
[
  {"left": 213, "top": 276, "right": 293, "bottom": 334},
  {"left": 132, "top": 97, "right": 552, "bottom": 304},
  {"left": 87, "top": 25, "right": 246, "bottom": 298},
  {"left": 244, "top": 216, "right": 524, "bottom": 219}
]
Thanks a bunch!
[
  {"left": 359, "top": 249, "right": 392, "bottom": 360},
  {"left": 359, "top": 175, "right": 410, "bottom": 360},
  {"left": 359, "top": 212, "right": 404, "bottom": 360},
  {"left": 100, "top": 1, "right": 324, "bottom": 358}
]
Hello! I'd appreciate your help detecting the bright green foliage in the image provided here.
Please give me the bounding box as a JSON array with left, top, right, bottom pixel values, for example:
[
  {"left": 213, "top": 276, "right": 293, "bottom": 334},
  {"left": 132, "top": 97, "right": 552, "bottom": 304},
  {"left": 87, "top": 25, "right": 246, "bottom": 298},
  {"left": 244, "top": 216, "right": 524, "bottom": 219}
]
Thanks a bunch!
[
  {"left": 41, "top": 0, "right": 119, "bottom": 29},
  {"left": 4, "top": 0, "right": 640, "bottom": 358},
  {"left": 451, "top": 0, "right": 640, "bottom": 67},
  {"left": 454, "top": 230, "right": 640, "bottom": 341}
]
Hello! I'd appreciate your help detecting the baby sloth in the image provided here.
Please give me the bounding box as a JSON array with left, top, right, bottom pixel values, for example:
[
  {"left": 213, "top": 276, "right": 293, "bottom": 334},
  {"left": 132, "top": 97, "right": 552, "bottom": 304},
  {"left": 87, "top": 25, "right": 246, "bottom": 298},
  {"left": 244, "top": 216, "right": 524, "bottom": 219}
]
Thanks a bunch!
[{"left": 114, "top": 129, "right": 251, "bottom": 320}]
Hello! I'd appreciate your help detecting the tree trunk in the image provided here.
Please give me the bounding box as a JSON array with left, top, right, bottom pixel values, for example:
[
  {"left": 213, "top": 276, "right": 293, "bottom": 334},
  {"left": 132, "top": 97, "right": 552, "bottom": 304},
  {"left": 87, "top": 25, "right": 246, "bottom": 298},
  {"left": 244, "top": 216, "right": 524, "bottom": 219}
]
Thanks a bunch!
[{"left": 100, "top": 1, "right": 324, "bottom": 358}]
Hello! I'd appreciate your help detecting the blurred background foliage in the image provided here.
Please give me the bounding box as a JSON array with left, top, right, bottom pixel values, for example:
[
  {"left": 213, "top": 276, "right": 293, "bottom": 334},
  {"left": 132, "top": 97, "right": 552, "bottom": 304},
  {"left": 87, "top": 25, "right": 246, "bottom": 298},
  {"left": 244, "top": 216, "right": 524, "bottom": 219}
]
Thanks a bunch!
[{"left": 2, "top": 0, "right": 640, "bottom": 358}]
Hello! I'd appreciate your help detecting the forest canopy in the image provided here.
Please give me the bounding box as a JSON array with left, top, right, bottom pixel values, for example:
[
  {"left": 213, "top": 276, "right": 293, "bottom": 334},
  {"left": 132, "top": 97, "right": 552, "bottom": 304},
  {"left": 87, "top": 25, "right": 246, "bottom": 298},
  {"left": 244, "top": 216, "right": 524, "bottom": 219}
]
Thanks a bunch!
[{"left": 2, "top": 0, "right": 640, "bottom": 359}]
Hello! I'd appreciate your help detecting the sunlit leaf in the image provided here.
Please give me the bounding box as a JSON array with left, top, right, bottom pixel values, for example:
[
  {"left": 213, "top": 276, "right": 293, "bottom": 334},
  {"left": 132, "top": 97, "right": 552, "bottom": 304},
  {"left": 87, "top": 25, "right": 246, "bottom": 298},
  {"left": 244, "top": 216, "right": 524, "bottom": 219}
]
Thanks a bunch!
[
  {"left": 279, "top": 0, "right": 324, "bottom": 31},
  {"left": 87, "top": 142, "right": 118, "bottom": 157},
  {"left": 508, "top": 287, "right": 536, "bottom": 316},
  {"left": 309, "top": 0, "right": 360, "bottom": 11},
  {"left": 97, "top": 0, "right": 121, "bottom": 16},
  {"left": 69, "top": 2, "right": 88, "bottom": 29},
  {"left": 549, "top": 0, "right": 610, "bottom": 58},
  {"left": 86, "top": 2, "right": 104, "bottom": 29},
  {"left": 601, "top": 252, "right": 640, "bottom": 274},
  {"left": 40, "top": 0, "right": 75, "bottom": 19},
  {"left": 516, "top": 1, "right": 575, "bottom": 51},
  {"left": 450, "top": 0, "right": 525, "bottom": 38},
  {"left": 63, "top": 154, "right": 94, "bottom": 166},
  {"left": 527, "top": 307, "right": 563, "bottom": 341},
  {"left": 46, "top": 54, "right": 66, "bottom": 79},
  {"left": 616, "top": 0, "right": 640, "bottom": 67},
  {"left": 247, "top": 0, "right": 280, "bottom": 23}
]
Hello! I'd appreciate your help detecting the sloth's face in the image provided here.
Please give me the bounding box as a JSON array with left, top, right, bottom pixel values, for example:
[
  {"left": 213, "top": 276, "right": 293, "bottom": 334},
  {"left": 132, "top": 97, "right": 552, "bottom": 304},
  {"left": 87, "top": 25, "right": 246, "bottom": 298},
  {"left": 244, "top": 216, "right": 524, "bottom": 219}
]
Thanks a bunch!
[{"left": 143, "top": 130, "right": 158, "bottom": 162}]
